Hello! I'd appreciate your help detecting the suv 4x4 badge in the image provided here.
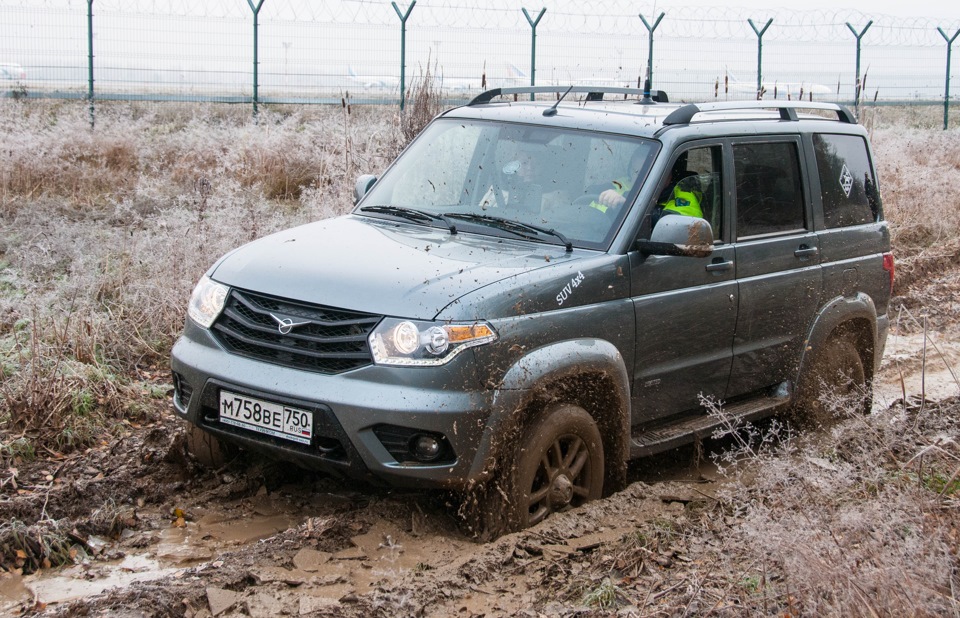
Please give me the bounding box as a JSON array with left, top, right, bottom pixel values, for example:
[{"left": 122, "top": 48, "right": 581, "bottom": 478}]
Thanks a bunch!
[
  {"left": 269, "top": 313, "right": 310, "bottom": 334},
  {"left": 839, "top": 164, "right": 854, "bottom": 198}
]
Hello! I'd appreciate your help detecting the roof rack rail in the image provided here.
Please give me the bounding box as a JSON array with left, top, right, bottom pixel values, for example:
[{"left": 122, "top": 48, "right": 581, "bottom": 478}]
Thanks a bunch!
[
  {"left": 662, "top": 101, "right": 856, "bottom": 126},
  {"left": 468, "top": 85, "right": 666, "bottom": 106}
]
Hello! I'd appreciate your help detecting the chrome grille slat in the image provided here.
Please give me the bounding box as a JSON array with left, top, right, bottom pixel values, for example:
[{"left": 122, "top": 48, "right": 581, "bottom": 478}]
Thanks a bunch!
[
  {"left": 211, "top": 289, "right": 380, "bottom": 374},
  {"left": 220, "top": 306, "right": 371, "bottom": 345}
]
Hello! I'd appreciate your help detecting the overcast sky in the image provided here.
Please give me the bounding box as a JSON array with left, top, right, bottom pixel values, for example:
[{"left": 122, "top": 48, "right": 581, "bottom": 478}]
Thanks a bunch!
[{"left": 655, "top": 0, "right": 960, "bottom": 21}]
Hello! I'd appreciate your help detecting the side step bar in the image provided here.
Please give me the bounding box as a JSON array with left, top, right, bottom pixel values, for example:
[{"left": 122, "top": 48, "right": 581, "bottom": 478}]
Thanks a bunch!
[{"left": 630, "top": 386, "right": 791, "bottom": 458}]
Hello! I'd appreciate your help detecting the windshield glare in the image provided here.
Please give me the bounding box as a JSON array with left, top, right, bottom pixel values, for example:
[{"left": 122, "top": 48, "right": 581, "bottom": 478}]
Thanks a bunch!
[{"left": 359, "top": 119, "right": 658, "bottom": 249}]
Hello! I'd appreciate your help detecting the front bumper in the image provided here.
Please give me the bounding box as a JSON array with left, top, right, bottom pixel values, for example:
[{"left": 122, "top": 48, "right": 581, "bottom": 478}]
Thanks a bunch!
[{"left": 170, "top": 320, "right": 521, "bottom": 490}]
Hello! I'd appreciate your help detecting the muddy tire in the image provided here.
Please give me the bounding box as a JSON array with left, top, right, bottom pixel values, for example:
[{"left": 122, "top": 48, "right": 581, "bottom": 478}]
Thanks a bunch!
[
  {"left": 792, "top": 335, "right": 867, "bottom": 428},
  {"left": 513, "top": 404, "right": 605, "bottom": 529},
  {"left": 184, "top": 423, "right": 236, "bottom": 468}
]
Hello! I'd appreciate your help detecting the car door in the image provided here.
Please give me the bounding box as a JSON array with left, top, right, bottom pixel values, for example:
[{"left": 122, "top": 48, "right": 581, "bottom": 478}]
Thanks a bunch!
[
  {"left": 630, "top": 143, "right": 738, "bottom": 425},
  {"left": 726, "top": 137, "right": 822, "bottom": 398}
]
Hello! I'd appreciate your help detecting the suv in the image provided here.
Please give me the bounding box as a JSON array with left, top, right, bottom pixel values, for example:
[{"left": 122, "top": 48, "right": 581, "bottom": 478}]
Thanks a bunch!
[{"left": 171, "top": 86, "right": 893, "bottom": 534}]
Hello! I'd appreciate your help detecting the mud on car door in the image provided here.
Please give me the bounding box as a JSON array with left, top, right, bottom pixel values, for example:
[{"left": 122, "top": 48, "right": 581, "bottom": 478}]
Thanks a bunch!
[
  {"left": 629, "top": 144, "right": 736, "bottom": 424},
  {"left": 727, "top": 138, "right": 822, "bottom": 398}
]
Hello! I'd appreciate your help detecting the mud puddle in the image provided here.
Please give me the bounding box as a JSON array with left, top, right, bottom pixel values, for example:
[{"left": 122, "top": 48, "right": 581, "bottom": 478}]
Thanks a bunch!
[
  {"left": 21, "top": 555, "right": 181, "bottom": 606},
  {"left": 874, "top": 331, "right": 960, "bottom": 405},
  {"left": 10, "top": 471, "right": 477, "bottom": 614},
  {"left": 12, "top": 499, "right": 303, "bottom": 610}
]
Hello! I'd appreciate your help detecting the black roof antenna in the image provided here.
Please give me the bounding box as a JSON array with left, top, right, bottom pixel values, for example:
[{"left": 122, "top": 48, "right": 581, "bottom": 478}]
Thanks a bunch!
[
  {"left": 639, "top": 78, "right": 655, "bottom": 105},
  {"left": 543, "top": 85, "right": 574, "bottom": 117}
]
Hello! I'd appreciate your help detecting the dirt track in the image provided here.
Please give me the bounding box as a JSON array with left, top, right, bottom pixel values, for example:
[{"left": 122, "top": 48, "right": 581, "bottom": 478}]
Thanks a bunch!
[{"left": 1, "top": 265, "right": 959, "bottom": 617}]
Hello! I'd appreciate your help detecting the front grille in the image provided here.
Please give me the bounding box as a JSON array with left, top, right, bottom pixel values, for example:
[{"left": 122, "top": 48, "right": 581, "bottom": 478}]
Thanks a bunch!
[{"left": 211, "top": 289, "right": 381, "bottom": 374}]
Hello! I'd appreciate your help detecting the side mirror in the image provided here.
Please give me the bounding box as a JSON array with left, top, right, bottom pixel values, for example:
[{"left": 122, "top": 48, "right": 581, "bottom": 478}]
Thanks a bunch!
[
  {"left": 635, "top": 215, "right": 714, "bottom": 258},
  {"left": 354, "top": 174, "right": 378, "bottom": 204}
]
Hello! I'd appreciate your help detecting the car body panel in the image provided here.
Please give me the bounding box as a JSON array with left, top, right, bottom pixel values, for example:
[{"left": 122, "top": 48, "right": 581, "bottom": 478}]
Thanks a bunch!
[{"left": 171, "top": 91, "right": 891, "bottom": 496}]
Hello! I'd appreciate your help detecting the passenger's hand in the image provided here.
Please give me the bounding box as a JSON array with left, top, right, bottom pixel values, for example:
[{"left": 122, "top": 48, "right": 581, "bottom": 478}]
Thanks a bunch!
[{"left": 597, "top": 189, "right": 626, "bottom": 209}]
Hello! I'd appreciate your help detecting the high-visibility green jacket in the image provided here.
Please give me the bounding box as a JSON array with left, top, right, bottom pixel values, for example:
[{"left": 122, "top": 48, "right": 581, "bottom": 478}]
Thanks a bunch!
[{"left": 660, "top": 179, "right": 703, "bottom": 218}]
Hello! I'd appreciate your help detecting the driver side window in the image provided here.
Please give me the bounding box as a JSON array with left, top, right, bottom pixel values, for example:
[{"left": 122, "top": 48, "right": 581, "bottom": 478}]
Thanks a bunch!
[{"left": 652, "top": 145, "right": 724, "bottom": 240}]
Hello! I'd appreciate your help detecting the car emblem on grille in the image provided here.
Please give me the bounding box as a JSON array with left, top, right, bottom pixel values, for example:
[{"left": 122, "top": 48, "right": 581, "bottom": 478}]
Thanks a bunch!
[{"left": 269, "top": 313, "right": 310, "bottom": 335}]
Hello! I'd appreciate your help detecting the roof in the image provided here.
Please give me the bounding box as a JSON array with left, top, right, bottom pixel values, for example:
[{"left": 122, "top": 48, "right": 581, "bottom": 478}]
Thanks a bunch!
[{"left": 442, "top": 86, "right": 861, "bottom": 140}]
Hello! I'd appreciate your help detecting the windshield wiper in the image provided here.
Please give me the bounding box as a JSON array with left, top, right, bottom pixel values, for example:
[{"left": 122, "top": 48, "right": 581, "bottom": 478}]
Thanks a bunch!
[
  {"left": 359, "top": 205, "right": 457, "bottom": 234},
  {"left": 443, "top": 213, "right": 572, "bottom": 252}
]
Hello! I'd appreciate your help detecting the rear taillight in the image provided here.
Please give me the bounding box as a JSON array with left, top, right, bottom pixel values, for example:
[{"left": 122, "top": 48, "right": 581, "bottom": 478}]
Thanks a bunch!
[{"left": 882, "top": 252, "right": 895, "bottom": 294}]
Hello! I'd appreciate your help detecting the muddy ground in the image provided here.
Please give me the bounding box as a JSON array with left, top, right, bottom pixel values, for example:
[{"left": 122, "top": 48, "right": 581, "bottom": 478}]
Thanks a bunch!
[{"left": 1, "top": 264, "right": 958, "bottom": 617}]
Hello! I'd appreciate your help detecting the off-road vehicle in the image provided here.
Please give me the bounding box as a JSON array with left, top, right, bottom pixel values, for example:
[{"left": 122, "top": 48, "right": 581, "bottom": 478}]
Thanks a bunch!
[{"left": 171, "top": 86, "right": 893, "bottom": 534}]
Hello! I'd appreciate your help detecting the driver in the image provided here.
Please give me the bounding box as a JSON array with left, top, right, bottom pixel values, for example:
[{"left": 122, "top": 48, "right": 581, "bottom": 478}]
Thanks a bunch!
[{"left": 588, "top": 148, "right": 649, "bottom": 214}]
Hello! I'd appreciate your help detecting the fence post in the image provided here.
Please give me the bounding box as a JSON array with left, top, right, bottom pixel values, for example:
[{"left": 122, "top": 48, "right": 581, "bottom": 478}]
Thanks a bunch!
[
  {"left": 392, "top": 1, "right": 416, "bottom": 110},
  {"left": 846, "top": 21, "right": 873, "bottom": 107},
  {"left": 246, "top": 0, "right": 266, "bottom": 119},
  {"left": 748, "top": 18, "right": 773, "bottom": 99},
  {"left": 639, "top": 12, "right": 664, "bottom": 91},
  {"left": 522, "top": 8, "right": 546, "bottom": 101},
  {"left": 938, "top": 27, "right": 960, "bottom": 130},
  {"left": 87, "top": 0, "right": 94, "bottom": 128}
]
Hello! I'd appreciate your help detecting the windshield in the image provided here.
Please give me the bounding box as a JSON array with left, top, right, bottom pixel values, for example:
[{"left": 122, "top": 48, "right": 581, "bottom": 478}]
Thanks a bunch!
[{"left": 357, "top": 119, "right": 659, "bottom": 250}]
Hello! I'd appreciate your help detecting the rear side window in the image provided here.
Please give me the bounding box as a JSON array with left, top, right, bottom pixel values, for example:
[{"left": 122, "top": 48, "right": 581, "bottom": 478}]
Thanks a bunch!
[
  {"left": 733, "top": 142, "right": 805, "bottom": 239},
  {"left": 814, "top": 133, "right": 880, "bottom": 228}
]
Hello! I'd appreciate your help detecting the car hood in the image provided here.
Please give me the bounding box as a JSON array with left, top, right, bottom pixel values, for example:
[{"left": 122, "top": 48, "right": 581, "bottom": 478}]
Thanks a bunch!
[{"left": 209, "top": 215, "right": 575, "bottom": 319}]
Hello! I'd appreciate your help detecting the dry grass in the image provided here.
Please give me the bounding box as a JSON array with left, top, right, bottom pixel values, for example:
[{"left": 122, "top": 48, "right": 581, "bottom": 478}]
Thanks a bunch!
[
  {"left": 400, "top": 62, "right": 445, "bottom": 147},
  {"left": 869, "top": 121, "right": 960, "bottom": 294},
  {"left": 551, "top": 397, "right": 960, "bottom": 617},
  {"left": 0, "top": 99, "right": 399, "bottom": 455}
]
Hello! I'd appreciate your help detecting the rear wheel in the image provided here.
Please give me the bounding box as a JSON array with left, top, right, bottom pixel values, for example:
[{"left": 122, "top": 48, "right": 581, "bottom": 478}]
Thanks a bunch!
[
  {"left": 184, "top": 423, "right": 236, "bottom": 468},
  {"left": 514, "top": 404, "right": 605, "bottom": 528},
  {"left": 793, "top": 335, "right": 868, "bottom": 428}
]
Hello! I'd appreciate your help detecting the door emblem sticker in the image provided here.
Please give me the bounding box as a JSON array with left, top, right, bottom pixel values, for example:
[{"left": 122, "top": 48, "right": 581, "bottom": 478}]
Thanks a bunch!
[{"left": 839, "top": 164, "right": 854, "bottom": 198}]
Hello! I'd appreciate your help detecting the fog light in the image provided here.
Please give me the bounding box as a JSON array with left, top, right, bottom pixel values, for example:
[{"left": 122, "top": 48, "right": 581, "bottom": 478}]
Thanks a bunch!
[{"left": 412, "top": 435, "right": 442, "bottom": 462}]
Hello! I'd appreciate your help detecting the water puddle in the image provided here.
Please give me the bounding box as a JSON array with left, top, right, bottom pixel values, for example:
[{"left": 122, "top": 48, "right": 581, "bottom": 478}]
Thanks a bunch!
[
  {"left": 874, "top": 332, "right": 960, "bottom": 406},
  {"left": 22, "top": 554, "right": 181, "bottom": 606},
  {"left": 20, "top": 500, "right": 304, "bottom": 610},
  {"left": 157, "top": 510, "right": 300, "bottom": 565}
]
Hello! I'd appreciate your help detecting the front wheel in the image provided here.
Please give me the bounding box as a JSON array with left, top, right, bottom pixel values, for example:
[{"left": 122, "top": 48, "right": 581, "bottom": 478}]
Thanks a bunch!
[
  {"left": 514, "top": 404, "right": 605, "bottom": 528},
  {"left": 184, "top": 422, "right": 237, "bottom": 468}
]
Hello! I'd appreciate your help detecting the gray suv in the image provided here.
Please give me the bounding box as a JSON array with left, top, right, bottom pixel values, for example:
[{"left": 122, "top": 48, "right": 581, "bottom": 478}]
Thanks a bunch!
[{"left": 171, "top": 86, "right": 893, "bottom": 534}]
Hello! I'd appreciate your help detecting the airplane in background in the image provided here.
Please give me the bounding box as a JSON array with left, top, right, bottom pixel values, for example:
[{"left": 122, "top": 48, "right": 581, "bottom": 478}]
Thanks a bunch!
[
  {"left": 723, "top": 69, "right": 830, "bottom": 100},
  {"left": 346, "top": 66, "right": 399, "bottom": 91},
  {"left": 345, "top": 61, "right": 533, "bottom": 94},
  {"left": 427, "top": 62, "right": 530, "bottom": 92},
  {"left": 0, "top": 62, "right": 27, "bottom": 81}
]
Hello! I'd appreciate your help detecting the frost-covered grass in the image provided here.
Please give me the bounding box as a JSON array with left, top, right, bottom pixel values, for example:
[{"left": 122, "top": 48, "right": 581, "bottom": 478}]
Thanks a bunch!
[
  {"left": 560, "top": 397, "right": 960, "bottom": 617},
  {"left": 868, "top": 113, "right": 960, "bottom": 292},
  {"left": 0, "top": 100, "right": 400, "bottom": 454}
]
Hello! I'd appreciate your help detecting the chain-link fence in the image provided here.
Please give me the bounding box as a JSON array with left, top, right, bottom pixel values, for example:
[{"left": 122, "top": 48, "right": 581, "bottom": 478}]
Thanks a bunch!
[{"left": 2, "top": 1, "right": 959, "bottom": 123}]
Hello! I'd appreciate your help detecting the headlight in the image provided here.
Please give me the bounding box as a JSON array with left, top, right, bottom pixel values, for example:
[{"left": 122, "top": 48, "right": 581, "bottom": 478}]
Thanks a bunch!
[
  {"left": 187, "top": 276, "right": 229, "bottom": 328},
  {"left": 369, "top": 318, "right": 497, "bottom": 366}
]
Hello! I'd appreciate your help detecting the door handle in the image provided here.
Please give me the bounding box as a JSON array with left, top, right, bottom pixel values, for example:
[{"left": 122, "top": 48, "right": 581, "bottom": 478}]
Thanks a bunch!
[
  {"left": 794, "top": 245, "right": 818, "bottom": 258},
  {"left": 705, "top": 259, "right": 734, "bottom": 273}
]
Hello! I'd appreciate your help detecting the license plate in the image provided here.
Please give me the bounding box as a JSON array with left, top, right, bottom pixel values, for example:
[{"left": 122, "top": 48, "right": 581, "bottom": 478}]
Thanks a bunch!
[{"left": 219, "top": 390, "right": 313, "bottom": 445}]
